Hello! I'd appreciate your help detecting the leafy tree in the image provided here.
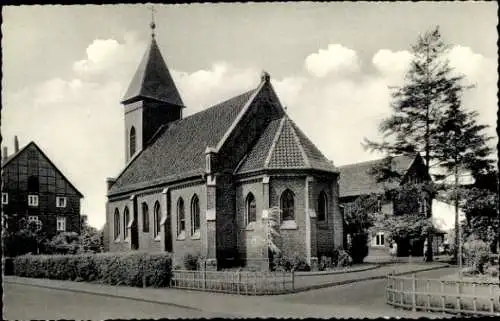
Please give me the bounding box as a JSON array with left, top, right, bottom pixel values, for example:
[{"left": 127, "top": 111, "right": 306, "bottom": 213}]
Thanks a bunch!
[
  {"left": 364, "top": 26, "right": 482, "bottom": 261},
  {"left": 3, "top": 220, "right": 47, "bottom": 256},
  {"left": 460, "top": 187, "right": 498, "bottom": 254},
  {"left": 372, "top": 212, "right": 435, "bottom": 245},
  {"left": 371, "top": 183, "right": 436, "bottom": 257},
  {"left": 343, "top": 194, "right": 379, "bottom": 235},
  {"left": 78, "top": 222, "right": 104, "bottom": 253},
  {"left": 343, "top": 194, "right": 380, "bottom": 263}
]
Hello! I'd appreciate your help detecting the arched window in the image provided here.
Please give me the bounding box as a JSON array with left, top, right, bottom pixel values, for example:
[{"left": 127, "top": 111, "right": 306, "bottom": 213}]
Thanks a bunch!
[
  {"left": 153, "top": 201, "right": 161, "bottom": 238},
  {"left": 318, "top": 191, "right": 328, "bottom": 221},
  {"left": 245, "top": 193, "right": 256, "bottom": 225},
  {"left": 129, "top": 127, "right": 136, "bottom": 158},
  {"left": 191, "top": 195, "right": 200, "bottom": 235},
  {"left": 177, "top": 198, "right": 185, "bottom": 237},
  {"left": 123, "top": 206, "right": 130, "bottom": 239},
  {"left": 142, "top": 202, "right": 149, "bottom": 233},
  {"left": 114, "top": 209, "right": 120, "bottom": 240},
  {"left": 280, "top": 189, "right": 295, "bottom": 221}
]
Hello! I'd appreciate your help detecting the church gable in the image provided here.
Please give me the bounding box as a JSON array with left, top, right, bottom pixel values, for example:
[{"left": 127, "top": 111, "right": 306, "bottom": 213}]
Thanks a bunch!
[{"left": 215, "top": 77, "right": 286, "bottom": 172}]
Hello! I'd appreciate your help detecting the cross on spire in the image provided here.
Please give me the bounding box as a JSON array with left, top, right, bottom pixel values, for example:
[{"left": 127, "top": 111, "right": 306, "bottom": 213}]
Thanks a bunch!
[{"left": 149, "top": 5, "right": 156, "bottom": 38}]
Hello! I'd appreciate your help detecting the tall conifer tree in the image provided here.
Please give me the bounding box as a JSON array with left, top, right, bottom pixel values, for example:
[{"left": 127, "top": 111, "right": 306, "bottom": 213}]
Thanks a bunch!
[
  {"left": 364, "top": 26, "right": 480, "bottom": 261},
  {"left": 434, "top": 94, "right": 493, "bottom": 263}
]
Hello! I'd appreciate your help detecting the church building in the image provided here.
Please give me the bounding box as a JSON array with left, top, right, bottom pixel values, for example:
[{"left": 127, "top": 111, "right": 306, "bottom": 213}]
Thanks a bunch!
[{"left": 105, "top": 21, "right": 343, "bottom": 270}]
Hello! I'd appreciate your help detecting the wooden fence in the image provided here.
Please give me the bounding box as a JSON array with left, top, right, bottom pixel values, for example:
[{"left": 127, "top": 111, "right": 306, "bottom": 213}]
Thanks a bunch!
[
  {"left": 386, "top": 273, "right": 500, "bottom": 316},
  {"left": 171, "top": 269, "right": 294, "bottom": 295}
]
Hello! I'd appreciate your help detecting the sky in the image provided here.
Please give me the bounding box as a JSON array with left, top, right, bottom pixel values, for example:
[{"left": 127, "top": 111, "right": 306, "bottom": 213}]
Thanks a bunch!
[{"left": 2, "top": 3, "right": 498, "bottom": 229}]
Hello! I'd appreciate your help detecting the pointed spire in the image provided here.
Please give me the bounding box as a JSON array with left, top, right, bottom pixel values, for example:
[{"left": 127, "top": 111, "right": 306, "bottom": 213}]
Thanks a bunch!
[
  {"left": 121, "top": 8, "right": 184, "bottom": 106},
  {"left": 149, "top": 5, "right": 156, "bottom": 39}
]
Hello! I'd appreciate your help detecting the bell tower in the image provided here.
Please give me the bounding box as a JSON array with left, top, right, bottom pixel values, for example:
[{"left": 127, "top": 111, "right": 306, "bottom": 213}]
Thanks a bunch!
[{"left": 121, "top": 7, "right": 185, "bottom": 163}]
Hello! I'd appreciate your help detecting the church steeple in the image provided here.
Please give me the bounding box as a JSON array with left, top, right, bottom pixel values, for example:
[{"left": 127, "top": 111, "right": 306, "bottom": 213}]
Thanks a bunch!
[
  {"left": 121, "top": 26, "right": 184, "bottom": 106},
  {"left": 121, "top": 8, "right": 185, "bottom": 163}
]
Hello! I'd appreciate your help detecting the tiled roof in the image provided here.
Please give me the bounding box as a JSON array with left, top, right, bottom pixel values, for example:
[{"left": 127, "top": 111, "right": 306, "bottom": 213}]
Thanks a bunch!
[
  {"left": 1, "top": 147, "right": 26, "bottom": 168},
  {"left": 236, "top": 116, "right": 337, "bottom": 174},
  {"left": 121, "top": 38, "right": 184, "bottom": 106},
  {"left": 338, "top": 155, "right": 415, "bottom": 198},
  {"left": 109, "top": 89, "right": 257, "bottom": 195}
]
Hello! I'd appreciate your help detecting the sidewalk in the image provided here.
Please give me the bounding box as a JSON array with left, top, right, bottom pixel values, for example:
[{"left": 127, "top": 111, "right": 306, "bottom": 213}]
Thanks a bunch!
[
  {"left": 4, "top": 262, "right": 450, "bottom": 318},
  {"left": 294, "top": 261, "right": 450, "bottom": 290}
]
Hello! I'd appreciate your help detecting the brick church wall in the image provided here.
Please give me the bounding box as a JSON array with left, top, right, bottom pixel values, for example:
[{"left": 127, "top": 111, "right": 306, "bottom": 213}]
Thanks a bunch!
[
  {"left": 269, "top": 176, "right": 307, "bottom": 259},
  {"left": 235, "top": 178, "right": 265, "bottom": 262},
  {"left": 170, "top": 183, "right": 206, "bottom": 268},
  {"left": 314, "top": 176, "right": 341, "bottom": 256},
  {"left": 135, "top": 191, "right": 165, "bottom": 253},
  {"left": 107, "top": 197, "right": 133, "bottom": 252}
]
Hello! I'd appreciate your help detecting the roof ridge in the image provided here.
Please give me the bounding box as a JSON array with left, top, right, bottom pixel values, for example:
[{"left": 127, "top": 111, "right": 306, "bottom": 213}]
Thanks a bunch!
[
  {"left": 215, "top": 81, "right": 266, "bottom": 152},
  {"left": 178, "top": 89, "right": 256, "bottom": 125},
  {"left": 287, "top": 117, "right": 310, "bottom": 168},
  {"left": 1, "top": 142, "right": 31, "bottom": 168},
  {"left": 337, "top": 154, "right": 410, "bottom": 168},
  {"left": 264, "top": 117, "right": 287, "bottom": 168}
]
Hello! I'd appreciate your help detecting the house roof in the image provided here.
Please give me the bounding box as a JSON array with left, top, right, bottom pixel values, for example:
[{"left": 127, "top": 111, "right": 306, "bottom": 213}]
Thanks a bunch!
[
  {"left": 121, "top": 38, "right": 184, "bottom": 106},
  {"left": 235, "top": 116, "right": 338, "bottom": 174},
  {"left": 1, "top": 141, "right": 84, "bottom": 198},
  {"left": 108, "top": 88, "right": 259, "bottom": 195},
  {"left": 338, "top": 155, "right": 415, "bottom": 198}
]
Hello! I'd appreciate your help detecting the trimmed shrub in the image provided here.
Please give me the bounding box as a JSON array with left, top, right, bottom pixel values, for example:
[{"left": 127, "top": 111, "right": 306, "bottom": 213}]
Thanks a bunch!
[
  {"left": 318, "top": 248, "right": 352, "bottom": 270},
  {"left": 463, "top": 238, "right": 490, "bottom": 274},
  {"left": 12, "top": 252, "right": 173, "bottom": 287},
  {"left": 273, "top": 253, "right": 310, "bottom": 272}
]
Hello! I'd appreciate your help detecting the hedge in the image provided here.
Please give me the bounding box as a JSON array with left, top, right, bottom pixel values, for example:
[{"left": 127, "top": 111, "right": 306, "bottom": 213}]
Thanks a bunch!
[{"left": 12, "top": 252, "right": 173, "bottom": 287}]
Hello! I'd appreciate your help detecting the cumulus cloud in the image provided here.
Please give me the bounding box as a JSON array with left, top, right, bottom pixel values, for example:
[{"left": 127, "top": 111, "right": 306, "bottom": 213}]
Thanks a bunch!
[
  {"left": 447, "top": 46, "right": 498, "bottom": 147},
  {"left": 304, "top": 44, "right": 360, "bottom": 78},
  {"left": 172, "top": 62, "right": 258, "bottom": 114},
  {"left": 73, "top": 36, "right": 144, "bottom": 83},
  {"left": 447, "top": 45, "right": 492, "bottom": 82},
  {"left": 372, "top": 49, "right": 413, "bottom": 85}
]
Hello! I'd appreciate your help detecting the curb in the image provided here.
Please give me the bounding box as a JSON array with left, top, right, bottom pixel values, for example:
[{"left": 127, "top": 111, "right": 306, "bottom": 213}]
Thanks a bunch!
[
  {"left": 290, "top": 264, "right": 451, "bottom": 293},
  {"left": 5, "top": 280, "right": 205, "bottom": 313}
]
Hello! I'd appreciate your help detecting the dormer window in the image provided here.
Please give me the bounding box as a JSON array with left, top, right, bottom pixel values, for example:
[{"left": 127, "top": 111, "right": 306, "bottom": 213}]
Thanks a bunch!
[
  {"left": 56, "top": 196, "right": 67, "bottom": 208},
  {"left": 28, "top": 195, "right": 39, "bottom": 207},
  {"left": 2, "top": 193, "right": 8, "bottom": 205}
]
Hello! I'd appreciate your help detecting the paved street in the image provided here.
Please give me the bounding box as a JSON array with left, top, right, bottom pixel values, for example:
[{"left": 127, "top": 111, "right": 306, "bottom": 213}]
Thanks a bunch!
[
  {"left": 279, "top": 267, "right": 458, "bottom": 312},
  {"left": 3, "top": 283, "right": 232, "bottom": 319},
  {"left": 4, "top": 264, "right": 455, "bottom": 319}
]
